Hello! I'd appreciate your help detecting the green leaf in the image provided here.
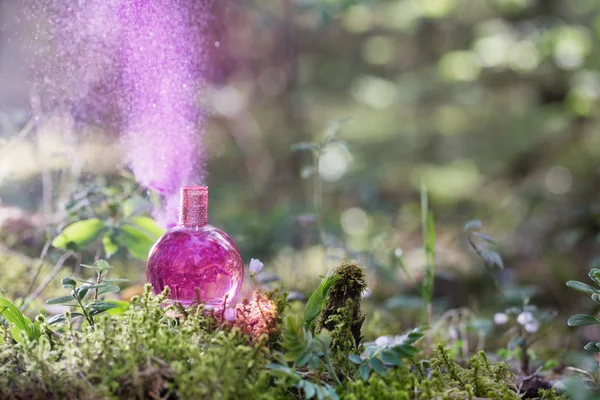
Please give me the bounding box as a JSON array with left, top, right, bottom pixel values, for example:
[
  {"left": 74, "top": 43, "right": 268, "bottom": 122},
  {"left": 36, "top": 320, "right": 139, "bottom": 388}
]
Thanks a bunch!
[
  {"left": 303, "top": 381, "right": 316, "bottom": 399},
  {"left": 481, "top": 249, "right": 504, "bottom": 269},
  {"left": 105, "top": 300, "right": 129, "bottom": 316},
  {"left": 95, "top": 259, "right": 111, "bottom": 271},
  {"left": 589, "top": 269, "right": 600, "bottom": 286},
  {"left": 0, "top": 296, "right": 40, "bottom": 343},
  {"left": 303, "top": 275, "right": 339, "bottom": 331},
  {"left": 421, "top": 188, "right": 436, "bottom": 303},
  {"left": 389, "top": 328, "right": 424, "bottom": 360},
  {"left": 296, "top": 348, "right": 313, "bottom": 367},
  {"left": 592, "top": 293, "right": 600, "bottom": 304},
  {"left": 584, "top": 342, "right": 600, "bottom": 353},
  {"left": 76, "top": 286, "right": 90, "bottom": 300},
  {"left": 348, "top": 354, "right": 363, "bottom": 364},
  {"left": 266, "top": 362, "right": 294, "bottom": 374},
  {"left": 86, "top": 301, "right": 118, "bottom": 315},
  {"left": 61, "top": 277, "right": 76, "bottom": 289},
  {"left": 568, "top": 314, "right": 600, "bottom": 327},
  {"left": 102, "top": 234, "right": 119, "bottom": 258},
  {"left": 380, "top": 349, "right": 403, "bottom": 366},
  {"left": 369, "top": 357, "right": 387, "bottom": 375},
  {"left": 47, "top": 312, "right": 84, "bottom": 325},
  {"left": 127, "top": 216, "right": 165, "bottom": 240},
  {"left": 358, "top": 363, "right": 371, "bottom": 381},
  {"left": 46, "top": 296, "right": 75, "bottom": 305},
  {"left": 566, "top": 281, "right": 597, "bottom": 294},
  {"left": 115, "top": 224, "right": 157, "bottom": 261},
  {"left": 52, "top": 218, "right": 104, "bottom": 250}
]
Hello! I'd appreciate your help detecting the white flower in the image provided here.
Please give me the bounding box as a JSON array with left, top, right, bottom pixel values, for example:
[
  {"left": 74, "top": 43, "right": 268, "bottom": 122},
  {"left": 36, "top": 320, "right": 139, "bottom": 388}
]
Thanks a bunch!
[
  {"left": 494, "top": 313, "right": 509, "bottom": 325},
  {"left": 249, "top": 258, "right": 264, "bottom": 275},
  {"left": 224, "top": 308, "right": 236, "bottom": 322},
  {"left": 394, "top": 248, "right": 403, "bottom": 258},
  {"left": 393, "top": 334, "right": 408, "bottom": 345},
  {"left": 517, "top": 311, "right": 535, "bottom": 326},
  {"left": 375, "top": 336, "right": 390, "bottom": 347},
  {"left": 524, "top": 321, "right": 540, "bottom": 333}
]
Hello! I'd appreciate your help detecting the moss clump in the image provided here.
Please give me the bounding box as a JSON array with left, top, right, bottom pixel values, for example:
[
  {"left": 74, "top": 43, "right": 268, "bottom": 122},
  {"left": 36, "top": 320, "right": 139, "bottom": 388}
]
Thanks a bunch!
[
  {"left": 0, "top": 262, "right": 560, "bottom": 399},
  {"left": 0, "top": 286, "right": 287, "bottom": 400},
  {"left": 316, "top": 261, "right": 366, "bottom": 348},
  {"left": 341, "top": 348, "right": 523, "bottom": 400}
]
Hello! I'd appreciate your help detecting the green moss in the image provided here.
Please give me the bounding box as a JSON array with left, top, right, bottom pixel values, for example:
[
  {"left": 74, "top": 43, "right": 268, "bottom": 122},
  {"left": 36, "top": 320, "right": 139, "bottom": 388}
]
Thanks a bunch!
[
  {"left": 317, "top": 261, "right": 366, "bottom": 348},
  {"left": 0, "top": 286, "right": 285, "bottom": 400},
  {"left": 315, "top": 261, "right": 367, "bottom": 376},
  {"left": 341, "top": 348, "right": 526, "bottom": 400},
  {"left": 0, "top": 250, "right": 71, "bottom": 311},
  {"left": 0, "top": 264, "right": 561, "bottom": 399}
]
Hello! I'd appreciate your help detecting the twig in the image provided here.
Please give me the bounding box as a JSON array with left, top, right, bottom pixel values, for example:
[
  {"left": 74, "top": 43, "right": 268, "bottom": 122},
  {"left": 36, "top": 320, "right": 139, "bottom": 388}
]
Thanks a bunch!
[
  {"left": 517, "top": 366, "right": 544, "bottom": 393},
  {"left": 21, "top": 251, "right": 75, "bottom": 311},
  {"left": 467, "top": 235, "right": 509, "bottom": 304},
  {"left": 23, "top": 238, "right": 53, "bottom": 298}
]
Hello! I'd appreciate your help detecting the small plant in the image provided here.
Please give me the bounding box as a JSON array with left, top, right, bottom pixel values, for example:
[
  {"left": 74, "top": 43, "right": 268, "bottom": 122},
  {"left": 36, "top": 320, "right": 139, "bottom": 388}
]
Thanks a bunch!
[
  {"left": 348, "top": 327, "right": 423, "bottom": 381},
  {"left": 565, "top": 267, "right": 600, "bottom": 395},
  {"left": 52, "top": 180, "right": 164, "bottom": 260},
  {"left": 566, "top": 268, "right": 600, "bottom": 332},
  {"left": 494, "top": 303, "right": 556, "bottom": 374},
  {"left": 0, "top": 296, "right": 41, "bottom": 343},
  {"left": 420, "top": 184, "right": 435, "bottom": 325},
  {"left": 268, "top": 262, "right": 368, "bottom": 399},
  {"left": 464, "top": 219, "right": 505, "bottom": 278},
  {"left": 304, "top": 274, "right": 339, "bottom": 333},
  {"left": 385, "top": 185, "right": 436, "bottom": 325},
  {"left": 291, "top": 118, "right": 350, "bottom": 245},
  {"left": 285, "top": 316, "right": 340, "bottom": 384},
  {"left": 45, "top": 259, "right": 128, "bottom": 328}
]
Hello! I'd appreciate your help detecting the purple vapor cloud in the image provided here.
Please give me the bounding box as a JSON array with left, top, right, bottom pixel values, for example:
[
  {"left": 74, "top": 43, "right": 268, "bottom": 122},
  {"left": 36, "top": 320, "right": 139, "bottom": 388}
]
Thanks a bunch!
[{"left": 22, "top": 0, "right": 214, "bottom": 227}]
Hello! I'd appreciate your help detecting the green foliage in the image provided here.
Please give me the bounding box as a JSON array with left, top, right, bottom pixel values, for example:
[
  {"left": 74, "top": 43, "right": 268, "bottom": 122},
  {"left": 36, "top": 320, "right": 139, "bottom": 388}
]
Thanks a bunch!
[
  {"left": 0, "top": 286, "right": 285, "bottom": 399},
  {"left": 45, "top": 259, "right": 126, "bottom": 328},
  {"left": 316, "top": 261, "right": 367, "bottom": 349},
  {"left": 304, "top": 274, "right": 339, "bottom": 332},
  {"left": 465, "top": 219, "right": 505, "bottom": 271},
  {"left": 349, "top": 328, "right": 423, "bottom": 381},
  {"left": 568, "top": 314, "right": 600, "bottom": 327},
  {"left": 268, "top": 361, "right": 340, "bottom": 400},
  {"left": 421, "top": 184, "right": 435, "bottom": 307},
  {"left": 0, "top": 296, "right": 41, "bottom": 344},
  {"left": 341, "top": 348, "right": 528, "bottom": 400},
  {"left": 51, "top": 218, "right": 104, "bottom": 249},
  {"left": 0, "top": 259, "right": 545, "bottom": 399},
  {"left": 567, "top": 269, "right": 600, "bottom": 355},
  {"left": 270, "top": 314, "right": 341, "bottom": 399},
  {"left": 52, "top": 182, "right": 165, "bottom": 260},
  {"left": 292, "top": 119, "right": 349, "bottom": 245}
]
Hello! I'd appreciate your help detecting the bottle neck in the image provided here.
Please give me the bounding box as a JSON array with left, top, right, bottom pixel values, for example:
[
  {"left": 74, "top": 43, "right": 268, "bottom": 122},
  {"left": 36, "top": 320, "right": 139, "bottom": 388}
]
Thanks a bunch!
[{"left": 178, "top": 186, "right": 208, "bottom": 227}]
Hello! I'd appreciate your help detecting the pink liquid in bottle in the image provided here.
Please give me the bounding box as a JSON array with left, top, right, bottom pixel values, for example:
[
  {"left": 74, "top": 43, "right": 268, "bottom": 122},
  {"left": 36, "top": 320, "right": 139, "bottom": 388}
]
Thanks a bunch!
[{"left": 146, "top": 186, "right": 244, "bottom": 306}]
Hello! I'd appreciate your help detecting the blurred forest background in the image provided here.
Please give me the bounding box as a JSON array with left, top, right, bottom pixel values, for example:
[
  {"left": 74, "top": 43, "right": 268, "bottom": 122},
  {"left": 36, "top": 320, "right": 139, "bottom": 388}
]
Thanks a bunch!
[{"left": 0, "top": 0, "right": 600, "bottom": 338}]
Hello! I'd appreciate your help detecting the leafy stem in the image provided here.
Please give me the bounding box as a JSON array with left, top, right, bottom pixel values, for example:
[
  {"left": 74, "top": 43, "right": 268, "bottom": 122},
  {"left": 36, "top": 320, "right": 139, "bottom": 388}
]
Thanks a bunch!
[
  {"left": 73, "top": 289, "right": 95, "bottom": 328},
  {"left": 46, "top": 260, "right": 126, "bottom": 328}
]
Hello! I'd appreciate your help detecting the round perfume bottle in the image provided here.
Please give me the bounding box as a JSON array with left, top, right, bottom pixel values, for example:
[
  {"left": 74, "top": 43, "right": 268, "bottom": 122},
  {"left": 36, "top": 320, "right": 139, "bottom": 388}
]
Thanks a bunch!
[{"left": 146, "top": 186, "right": 244, "bottom": 306}]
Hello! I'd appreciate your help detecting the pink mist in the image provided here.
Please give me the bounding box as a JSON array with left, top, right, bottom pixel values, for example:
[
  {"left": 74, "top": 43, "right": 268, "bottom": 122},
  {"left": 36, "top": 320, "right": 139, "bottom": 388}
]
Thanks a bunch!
[{"left": 146, "top": 186, "right": 244, "bottom": 306}]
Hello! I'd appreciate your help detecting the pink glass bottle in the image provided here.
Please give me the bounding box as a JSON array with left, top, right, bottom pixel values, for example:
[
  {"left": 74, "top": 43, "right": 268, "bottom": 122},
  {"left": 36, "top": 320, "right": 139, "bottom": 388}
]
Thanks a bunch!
[{"left": 146, "top": 186, "right": 244, "bottom": 306}]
